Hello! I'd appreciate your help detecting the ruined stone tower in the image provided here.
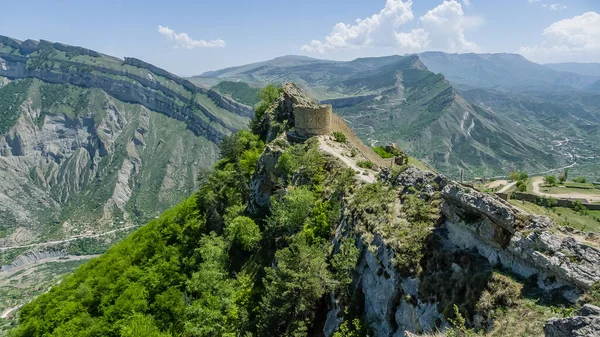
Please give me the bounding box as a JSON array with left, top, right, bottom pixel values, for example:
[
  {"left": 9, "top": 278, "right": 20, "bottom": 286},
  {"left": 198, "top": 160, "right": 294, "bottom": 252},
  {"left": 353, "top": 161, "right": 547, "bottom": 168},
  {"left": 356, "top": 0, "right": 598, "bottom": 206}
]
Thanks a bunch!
[{"left": 294, "top": 104, "right": 332, "bottom": 138}]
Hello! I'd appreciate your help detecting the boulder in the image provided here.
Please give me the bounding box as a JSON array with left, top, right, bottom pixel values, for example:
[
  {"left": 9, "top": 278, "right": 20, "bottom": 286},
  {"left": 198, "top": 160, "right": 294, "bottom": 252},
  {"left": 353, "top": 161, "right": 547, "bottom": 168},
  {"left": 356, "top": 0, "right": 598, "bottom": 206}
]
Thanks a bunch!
[{"left": 544, "top": 304, "right": 600, "bottom": 337}]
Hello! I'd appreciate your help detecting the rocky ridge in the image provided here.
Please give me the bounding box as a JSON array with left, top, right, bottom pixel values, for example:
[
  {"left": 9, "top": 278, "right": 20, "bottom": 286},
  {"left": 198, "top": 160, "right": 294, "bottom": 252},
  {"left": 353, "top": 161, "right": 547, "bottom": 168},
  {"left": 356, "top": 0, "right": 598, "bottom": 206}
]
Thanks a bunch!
[{"left": 249, "top": 83, "right": 600, "bottom": 336}]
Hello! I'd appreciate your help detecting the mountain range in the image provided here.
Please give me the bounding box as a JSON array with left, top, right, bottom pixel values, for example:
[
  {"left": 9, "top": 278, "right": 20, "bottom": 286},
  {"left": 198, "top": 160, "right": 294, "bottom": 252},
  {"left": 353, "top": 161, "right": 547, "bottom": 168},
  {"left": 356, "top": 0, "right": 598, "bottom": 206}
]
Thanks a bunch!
[{"left": 197, "top": 53, "right": 600, "bottom": 181}]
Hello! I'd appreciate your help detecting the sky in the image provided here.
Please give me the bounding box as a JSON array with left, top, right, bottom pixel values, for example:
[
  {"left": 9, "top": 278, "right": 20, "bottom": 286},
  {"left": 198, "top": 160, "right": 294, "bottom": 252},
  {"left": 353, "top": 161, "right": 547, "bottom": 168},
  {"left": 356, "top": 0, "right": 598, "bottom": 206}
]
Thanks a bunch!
[{"left": 1, "top": 0, "right": 599, "bottom": 76}]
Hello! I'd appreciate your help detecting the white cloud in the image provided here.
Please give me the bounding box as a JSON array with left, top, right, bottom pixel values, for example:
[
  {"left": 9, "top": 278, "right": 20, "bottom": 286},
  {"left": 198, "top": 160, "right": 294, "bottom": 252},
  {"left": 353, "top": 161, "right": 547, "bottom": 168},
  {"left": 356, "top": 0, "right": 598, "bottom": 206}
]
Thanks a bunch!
[
  {"left": 462, "top": 0, "right": 471, "bottom": 8},
  {"left": 419, "top": 0, "right": 481, "bottom": 52},
  {"left": 520, "top": 12, "right": 600, "bottom": 63},
  {"left": 301, "top": 0, "right": 414, "bottom": 52},
  {"left": 302, "top": 0, "right": 480, "bottom": 53},
  {"left": 543, "top": 4, "right": 568, "bottom": 10},
  {"left": 528, "top": 0, "right": 541, "bottom": 3},
  {"left": 158, "top": 25, "right": 225, "bottom": 49}
]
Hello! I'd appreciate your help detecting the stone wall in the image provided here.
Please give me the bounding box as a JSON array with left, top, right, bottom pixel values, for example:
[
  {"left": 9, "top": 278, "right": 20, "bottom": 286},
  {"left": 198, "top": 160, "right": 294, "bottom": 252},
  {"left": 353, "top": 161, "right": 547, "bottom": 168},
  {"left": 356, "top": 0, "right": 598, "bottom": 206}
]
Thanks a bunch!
[
  {"left": 330, "top": 114, "right": 393, "bottom": 168},
  {"left": 500, "top": 192, "right": 600, "bottom": 211},
  {"left": 294, "top": 104, "right": 332, "bottom": 137}
]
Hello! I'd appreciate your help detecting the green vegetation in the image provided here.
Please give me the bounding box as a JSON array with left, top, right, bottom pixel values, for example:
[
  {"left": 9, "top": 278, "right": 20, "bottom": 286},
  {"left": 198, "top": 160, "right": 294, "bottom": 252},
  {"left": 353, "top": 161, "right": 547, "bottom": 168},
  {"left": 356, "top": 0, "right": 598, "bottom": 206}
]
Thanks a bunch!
[
  {"left": 356, "top": 160, "right": 374, "bottom": 169},
  {"left": 509, "top": 171, "right": 528, "bottom": 181},
  {"left": 0, "top": 79, "right": 33, "bottom": 134},
  {"left": 250, "top": 84, "right": 281, "bottom": 138},
  {"left": 558, "top": 169, "right": 569, "bottom": 184},
  {"left": 544, "top": 175, "right": 557, "bottom": 187},
  {"left": 509, "top": 199, "right": 600, "bottom": 232},
  {"left": 8, "top": 121, "right": 360, "bottom": 336},
  {"left": 333, "top": 131, "right": 347, "bottom": 143},
  {"left": 573, "top": 176, "right": 587, "bottom": 184},
  {"left": 372, "top": 146, "right": 395, "bottom": 159},
  {"left": 212, "top": 81, "right": 260, "bottom": 106}
]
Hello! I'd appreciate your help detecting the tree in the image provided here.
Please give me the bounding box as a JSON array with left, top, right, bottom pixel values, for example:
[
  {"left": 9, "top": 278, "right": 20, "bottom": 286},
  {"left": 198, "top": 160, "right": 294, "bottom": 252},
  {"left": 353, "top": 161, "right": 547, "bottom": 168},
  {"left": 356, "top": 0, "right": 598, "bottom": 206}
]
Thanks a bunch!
[
  {"left": 558, "top": 169, "right": 569, "bottom": 184},
  {"left": 544, "top": 175, "right": 557, "bottom": 187},
  {"left": 266, "top": 187, "right": 315, "bottom": 241},
  {"left": 225, "top": 216, "right": 261, "bottom": 251},
  {"left": 516, "top": 180, "right": 527, "bottom": 192},
  {"left": 573, "top": 176, "right": 587, "bottom": 184},
  {"left": 256, "top": 237, "right": 331, "bottom": 336},
  {"left": 509, "top": 170, "right": 528, "bottom": 181},
  {"left": 184, "top": 233, "right": 241, "bottom": 336}
]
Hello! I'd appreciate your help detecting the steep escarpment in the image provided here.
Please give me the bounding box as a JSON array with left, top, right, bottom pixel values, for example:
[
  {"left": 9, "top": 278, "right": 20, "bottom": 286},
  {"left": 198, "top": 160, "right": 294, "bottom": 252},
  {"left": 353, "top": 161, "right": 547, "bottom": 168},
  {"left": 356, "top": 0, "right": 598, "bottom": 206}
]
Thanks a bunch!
[
  {"left": 0, "top": 79, "right": 221, "bottom": 249},
  {"left": 0, "top": 35, "right": 255, "bottom": 250},
  {"left": 6, "top": 84, "right": 599, "bottom": 337},
  {"left": 0, "top": 36, "right": 252, "bottom": 142}
]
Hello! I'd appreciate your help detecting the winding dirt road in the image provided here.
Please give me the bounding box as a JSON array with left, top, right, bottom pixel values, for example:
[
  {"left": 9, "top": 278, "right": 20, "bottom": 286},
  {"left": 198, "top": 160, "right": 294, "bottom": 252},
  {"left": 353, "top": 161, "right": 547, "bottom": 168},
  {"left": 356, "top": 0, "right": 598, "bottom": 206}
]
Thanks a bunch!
[{"left": 531, "top": 177, "right": 600, "bottom": 202}]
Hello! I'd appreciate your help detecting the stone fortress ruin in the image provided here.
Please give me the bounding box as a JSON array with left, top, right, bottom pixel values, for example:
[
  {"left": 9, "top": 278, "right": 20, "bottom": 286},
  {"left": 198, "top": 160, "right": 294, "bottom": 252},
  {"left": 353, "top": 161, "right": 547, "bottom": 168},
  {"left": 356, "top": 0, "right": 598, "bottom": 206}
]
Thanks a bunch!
[{"left": 293, "top": 104, "right": 332, "bottom": 138}]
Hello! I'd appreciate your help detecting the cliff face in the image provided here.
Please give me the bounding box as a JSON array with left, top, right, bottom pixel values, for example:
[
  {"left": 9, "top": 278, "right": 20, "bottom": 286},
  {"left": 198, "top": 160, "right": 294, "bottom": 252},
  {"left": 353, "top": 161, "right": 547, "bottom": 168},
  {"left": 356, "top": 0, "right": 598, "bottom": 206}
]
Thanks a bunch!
[
  {"left": 0, "top": 35, "right": 254, "bottom": 248},
  {"left": 0, "top": 81, "right": 221, "bottom": 247},
  {"left": 0, "top": 36, "right": 252, "bottom": 143},
  {"left": 249, "top": 84, "right": 600, "bottom": 336},
  {"left": 319, "top": 165, "right": 600, "bottom": 336}
]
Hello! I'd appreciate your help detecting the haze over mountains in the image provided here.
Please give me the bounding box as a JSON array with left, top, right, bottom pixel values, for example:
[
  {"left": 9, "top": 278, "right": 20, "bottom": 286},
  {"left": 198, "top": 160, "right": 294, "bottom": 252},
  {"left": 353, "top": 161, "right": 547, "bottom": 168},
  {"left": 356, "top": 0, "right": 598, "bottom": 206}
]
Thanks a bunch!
[{"left": 196, "top": 52, "right": 600, "bottom": 181}]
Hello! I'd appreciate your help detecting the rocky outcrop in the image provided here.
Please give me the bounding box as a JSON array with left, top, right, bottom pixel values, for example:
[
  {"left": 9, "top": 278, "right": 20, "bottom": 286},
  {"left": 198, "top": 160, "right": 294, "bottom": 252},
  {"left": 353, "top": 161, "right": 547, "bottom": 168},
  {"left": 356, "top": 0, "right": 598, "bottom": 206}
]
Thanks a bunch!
[
  {"left": 544, "top": 304, "right": 600, "bottom": 337},
  {"left": 207, "top": 89, "right": 254, "bottom": 118},
  {"left": 441, "top": 182, "right": 600, "bottom": 300}
]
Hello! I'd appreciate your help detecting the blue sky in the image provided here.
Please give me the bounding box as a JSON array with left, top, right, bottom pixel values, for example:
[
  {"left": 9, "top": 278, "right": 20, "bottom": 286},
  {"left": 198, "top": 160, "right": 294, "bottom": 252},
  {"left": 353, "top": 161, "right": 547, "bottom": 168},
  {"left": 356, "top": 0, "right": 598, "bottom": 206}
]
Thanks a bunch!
[{"left": 1, "top": 0, "right": 599, "bottom": 76}]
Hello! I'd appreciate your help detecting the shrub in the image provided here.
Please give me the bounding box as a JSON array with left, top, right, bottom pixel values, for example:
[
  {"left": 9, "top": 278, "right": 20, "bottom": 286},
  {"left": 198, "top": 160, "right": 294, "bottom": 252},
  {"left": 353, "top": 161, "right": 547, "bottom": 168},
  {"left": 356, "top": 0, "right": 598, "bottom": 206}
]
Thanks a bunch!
[
  {"left": 572, "top": 176, "right": 587, "bottom": 184},
  {"left": 356, "top": 160, "right": 374, "bottom": 169},
  {"left": 333, "top": 131, "right": 347, "bottom": 143},
  {"left": 509, "top": 171, "right": 528, "bottom": 181},
  {"left": 372, "top": 146, "right": 394, "bottom": 159},
  {"left": 544, "top": 175, "right": 557, "bottom": 187}
]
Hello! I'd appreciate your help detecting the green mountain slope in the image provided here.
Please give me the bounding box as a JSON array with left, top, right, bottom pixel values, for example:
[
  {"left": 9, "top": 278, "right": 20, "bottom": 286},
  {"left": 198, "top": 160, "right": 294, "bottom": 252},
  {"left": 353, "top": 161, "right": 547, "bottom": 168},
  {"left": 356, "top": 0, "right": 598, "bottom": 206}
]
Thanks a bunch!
[
  {"left": 462, "top": 88, "right": 600, "bottom": 181},
  {"left": 211, "top": 81, "right": 260, "bottom": 106},
  {"left": 0, "top": 36, "right": 253, "bottom": 315},
  {"left": 195, "top": 54, "right": 565, "bottom": 179}
]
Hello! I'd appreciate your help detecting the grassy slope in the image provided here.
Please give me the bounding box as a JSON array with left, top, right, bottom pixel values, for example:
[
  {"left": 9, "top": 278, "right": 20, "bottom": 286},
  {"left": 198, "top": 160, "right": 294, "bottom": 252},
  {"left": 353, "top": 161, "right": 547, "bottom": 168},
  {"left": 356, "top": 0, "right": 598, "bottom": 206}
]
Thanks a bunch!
[
  {"left": 509, "top": 199, "right": 600, "bottom": 232},
  {"left": 212, "top": 81, "right": 260, "bottom": 106}
]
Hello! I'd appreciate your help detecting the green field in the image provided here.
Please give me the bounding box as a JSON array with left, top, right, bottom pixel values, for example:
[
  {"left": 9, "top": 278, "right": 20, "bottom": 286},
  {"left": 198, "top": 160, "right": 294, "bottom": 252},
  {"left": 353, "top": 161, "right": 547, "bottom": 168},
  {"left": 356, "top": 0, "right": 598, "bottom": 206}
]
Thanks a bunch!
[
  {"left": 509, "top": 199, "right": 600, "bottom": 232},
  {"left": 536, "top": 185, "right": 600, "bottom": 196}
]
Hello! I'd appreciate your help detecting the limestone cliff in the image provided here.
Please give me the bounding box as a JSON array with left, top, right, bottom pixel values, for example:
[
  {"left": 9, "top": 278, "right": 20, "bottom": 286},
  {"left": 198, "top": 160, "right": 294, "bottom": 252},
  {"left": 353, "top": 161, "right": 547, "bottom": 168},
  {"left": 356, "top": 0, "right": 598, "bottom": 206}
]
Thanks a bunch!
[{"left": 0, "top": 35, "right": 252, "bottom": 248}]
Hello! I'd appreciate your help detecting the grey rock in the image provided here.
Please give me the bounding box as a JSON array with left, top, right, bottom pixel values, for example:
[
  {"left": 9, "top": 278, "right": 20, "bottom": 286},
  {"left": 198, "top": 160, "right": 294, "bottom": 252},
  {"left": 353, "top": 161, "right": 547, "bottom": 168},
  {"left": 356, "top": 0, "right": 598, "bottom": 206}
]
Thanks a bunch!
[
  {"left": 580, "top": 304, "right": 600, "bottom": 317},
  {"left": 544, "top": 315, "right": 600, "bottom": 337}
]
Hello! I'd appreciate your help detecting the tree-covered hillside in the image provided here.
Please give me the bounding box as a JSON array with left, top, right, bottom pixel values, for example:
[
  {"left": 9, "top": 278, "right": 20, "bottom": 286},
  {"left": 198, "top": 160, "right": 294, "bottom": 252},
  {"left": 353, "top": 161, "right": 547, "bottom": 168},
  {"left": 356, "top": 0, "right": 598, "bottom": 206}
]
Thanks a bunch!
[{"left": 8, "top": 96, "right": 366, "bottom": 336}]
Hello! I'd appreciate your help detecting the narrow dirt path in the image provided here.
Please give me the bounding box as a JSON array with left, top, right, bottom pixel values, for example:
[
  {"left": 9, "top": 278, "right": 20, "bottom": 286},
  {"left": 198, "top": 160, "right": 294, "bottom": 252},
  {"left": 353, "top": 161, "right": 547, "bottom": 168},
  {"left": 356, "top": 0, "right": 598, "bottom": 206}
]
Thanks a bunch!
[
  {"left": 1, "top": 305, "right": 20, "bottom": 319},
  {"left": 0, "top": 225, "right": 139, "bottom": 251},
  {"left": 498, "top": 181, "right": 517, "bottom": 193},
  {"left": 317, "top": 136, "right": 376, "bottom": 183},
  {"left": 531, "top": 177, "right": 600, "bottom": 201},
  {"left": 486, "top": 180, "right": 509, "bottom": 189}
]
